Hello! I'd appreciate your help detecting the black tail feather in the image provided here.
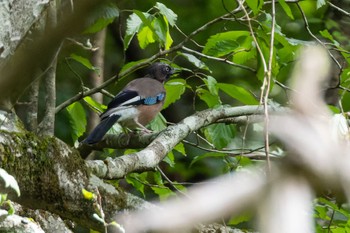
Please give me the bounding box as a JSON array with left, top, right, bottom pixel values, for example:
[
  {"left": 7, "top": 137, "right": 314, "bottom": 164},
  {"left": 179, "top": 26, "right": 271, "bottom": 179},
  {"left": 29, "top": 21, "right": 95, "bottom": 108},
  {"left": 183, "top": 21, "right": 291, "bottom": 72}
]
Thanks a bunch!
[{"left": 84, "top": 115, "right": 121, "bottom": 144}]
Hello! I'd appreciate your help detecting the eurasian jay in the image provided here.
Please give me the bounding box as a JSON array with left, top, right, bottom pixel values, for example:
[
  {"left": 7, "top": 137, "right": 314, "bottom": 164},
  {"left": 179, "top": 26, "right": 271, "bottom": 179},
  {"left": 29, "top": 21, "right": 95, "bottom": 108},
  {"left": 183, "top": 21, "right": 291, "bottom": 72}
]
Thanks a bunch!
[{"left": 84, "top": 62, "right": 175, "bottom": 144}]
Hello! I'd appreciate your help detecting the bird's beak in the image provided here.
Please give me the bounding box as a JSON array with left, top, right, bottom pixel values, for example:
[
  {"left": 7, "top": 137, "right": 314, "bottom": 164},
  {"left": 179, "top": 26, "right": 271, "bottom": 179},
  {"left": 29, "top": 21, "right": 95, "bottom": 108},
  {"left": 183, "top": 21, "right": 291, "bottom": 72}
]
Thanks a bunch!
[{"left": 171, "top": 67, "right": 181, "bottom": 75}]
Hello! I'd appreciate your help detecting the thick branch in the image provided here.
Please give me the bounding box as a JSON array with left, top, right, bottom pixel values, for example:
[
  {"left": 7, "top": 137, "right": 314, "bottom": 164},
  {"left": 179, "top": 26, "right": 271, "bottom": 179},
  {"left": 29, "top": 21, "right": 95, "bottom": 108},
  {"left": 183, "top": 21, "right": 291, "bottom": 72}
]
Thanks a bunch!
[
  {"left": 37, "top": 0, "right": 58, "bottom": 136},
  {"left": 86, "top": 105, "right": 286, "bottom": 179}
]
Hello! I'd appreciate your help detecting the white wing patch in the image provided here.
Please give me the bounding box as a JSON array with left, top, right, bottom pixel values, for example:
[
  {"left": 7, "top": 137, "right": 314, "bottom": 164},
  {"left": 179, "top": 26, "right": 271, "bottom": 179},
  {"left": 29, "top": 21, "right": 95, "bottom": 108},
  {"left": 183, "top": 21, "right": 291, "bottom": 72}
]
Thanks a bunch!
[{"left": 121, "top": 96, "right": 142, "bottom": 106}]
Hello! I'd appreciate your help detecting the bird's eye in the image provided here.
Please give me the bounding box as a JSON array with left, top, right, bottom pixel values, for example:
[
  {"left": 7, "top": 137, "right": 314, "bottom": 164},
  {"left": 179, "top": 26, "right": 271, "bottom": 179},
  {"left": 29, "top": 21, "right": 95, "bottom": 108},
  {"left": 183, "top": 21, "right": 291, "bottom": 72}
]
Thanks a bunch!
[{"left": 165, "top": 66, "right": 170, "bottom": 72}]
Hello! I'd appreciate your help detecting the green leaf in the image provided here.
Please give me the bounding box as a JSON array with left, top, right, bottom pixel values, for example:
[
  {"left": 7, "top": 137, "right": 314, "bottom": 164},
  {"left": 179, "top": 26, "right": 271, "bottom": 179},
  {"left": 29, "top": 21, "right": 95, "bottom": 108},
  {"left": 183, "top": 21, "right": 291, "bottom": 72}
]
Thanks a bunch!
[
  {"left": 319, "top": 29, "right": 335, "bottom": 42},
  {"left": 82, "top": 188, "right": 96, "bottom": 200},
  {"left": 217, "top": 83, "right": 258, "bottom": 105},
  {"left": 120, "top": 59, "right": 149, "bottom": 74},
  {"left": 177, "top": 52, "right": 209, "bottom": 70},
  {"left": 137, "top": 24, "right": 156, "bottom": 49},
  {"left": 228, "top": 211, "right": 252, "bottom": 225},
  {"left": 124, "top": 13, "right": 144, "bottom": 50},
  {"left": 163, "top": 151, "right": 175, "bottom": 167},
  {"left": 148, "top": 113, "right": 167, "bottom": 131},
  {"left": 153, "top": 16, "right": 173, "bottom": 49},
  {"left": 164, "top": 78, "right": 187, "bottom": 109},
  {"left": 153, "top": 171, "right": 163, "bottom": 185},
  {"left": 203, "top": 31, "right": 250, "bottom": 57},
  {"left": 190, "top": 152, "right": 226, "bottom": 167},
  {"left": 204, "top": 123, "right": 236, "bottom": 149},
  {"left": 84, "top": 3, "right": 119, "bottom": 34},
  {"left": 155, "top": 2, "right": 177, "bottom": 26},
  {"left": 83, "top": 96, "right": 106, "bottom": 114},
  {"left": 70, "top": 53, "right": 96, "bottom": 71},
  {"left": 316, "top": 0, "right": 326, "bottom": 9},
  {"left": 278, "top": 0, "right": 294, "bottom": 19},
  {"left": 204, "top": 76, "right": 218, "bottom": 95},
  {"left": 151, "top": 186, "right": 175, "bottom": 201},
  {"left": 0, "top": 169, "right": 20, "bottom": 197},
  {"left": 66, "top": 102, "right": 87, "bottom": 141},
  {"left": 6, "top": 201, "right": 15, "bottom": 215},
  {"left": 246, "top": 0, "right": 264, "bottom": 15},
  {"left": 174, "top": 143, "right": 186, "bottom": 156},
  {"left": 197, "top": 88, "right": 221, "bottom": 107},
  {"left": 133, "top": 10, "right": 158, "bottom": 49},
  {"left": 126, "top": 173, "right": 148, "bottom": 197}
]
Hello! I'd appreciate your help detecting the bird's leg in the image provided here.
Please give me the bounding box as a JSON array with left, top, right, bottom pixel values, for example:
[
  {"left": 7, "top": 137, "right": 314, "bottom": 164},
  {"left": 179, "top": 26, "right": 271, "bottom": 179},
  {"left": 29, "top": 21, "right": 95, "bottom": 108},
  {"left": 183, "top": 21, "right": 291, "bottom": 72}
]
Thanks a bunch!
[{"left": 135, "top": 121, "right": 153, "bottom": 133}]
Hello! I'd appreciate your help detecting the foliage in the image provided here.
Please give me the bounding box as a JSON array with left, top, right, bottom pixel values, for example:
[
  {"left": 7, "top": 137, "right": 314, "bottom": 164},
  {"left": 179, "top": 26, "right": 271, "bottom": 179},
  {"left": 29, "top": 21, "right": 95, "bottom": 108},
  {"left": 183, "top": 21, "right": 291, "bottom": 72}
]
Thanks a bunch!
[
  {"left": 0, "top": 168, "right": 20, "bottom": 216},
  {"left": 62, "top": 0, "right": 350, "bottom": 231}
]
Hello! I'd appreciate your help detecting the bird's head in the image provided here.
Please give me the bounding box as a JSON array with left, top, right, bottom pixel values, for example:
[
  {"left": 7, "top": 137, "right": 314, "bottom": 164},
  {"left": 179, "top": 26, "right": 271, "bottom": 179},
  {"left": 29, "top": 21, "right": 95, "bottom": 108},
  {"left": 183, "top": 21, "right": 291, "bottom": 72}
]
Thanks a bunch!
[{"left": 147, "top": 62, "right": 175, "bottom": 82}]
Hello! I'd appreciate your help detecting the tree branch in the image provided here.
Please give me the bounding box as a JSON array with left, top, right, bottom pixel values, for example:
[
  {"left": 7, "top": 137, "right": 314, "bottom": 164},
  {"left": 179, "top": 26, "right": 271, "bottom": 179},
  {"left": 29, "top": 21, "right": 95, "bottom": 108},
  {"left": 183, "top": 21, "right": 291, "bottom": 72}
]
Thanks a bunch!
[
  {"left": 55, "top": 5, "right": 245, "bottom": 113},
  {"left": 86, "top": 105, "right": 284, "bottom": 179},
  {"left": 37, "top": 0, "right": 58, "bottom": 136}
]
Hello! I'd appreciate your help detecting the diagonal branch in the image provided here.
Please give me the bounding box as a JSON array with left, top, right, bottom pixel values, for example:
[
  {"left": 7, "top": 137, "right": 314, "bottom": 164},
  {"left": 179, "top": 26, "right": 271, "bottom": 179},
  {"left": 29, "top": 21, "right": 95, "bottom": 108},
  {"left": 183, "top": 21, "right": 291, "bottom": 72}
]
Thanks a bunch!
[
  {"left": 55, "top": 6, "right": 245, "bottom": 113},
  {"left": 86, "top": 105, "right": 285, "bottom": 179}
]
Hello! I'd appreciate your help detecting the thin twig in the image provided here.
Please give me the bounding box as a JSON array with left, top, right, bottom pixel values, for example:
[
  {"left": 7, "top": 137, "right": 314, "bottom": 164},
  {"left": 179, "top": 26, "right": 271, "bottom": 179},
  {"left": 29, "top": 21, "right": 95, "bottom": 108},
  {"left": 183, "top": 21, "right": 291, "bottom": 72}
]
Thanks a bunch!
[
  {"left": 156, "top": 166, "right": 190, "bottom": 198},
  {"left": 296, "top": 2, "right": 342, "bottom": 70},
  {"left": 55, "top": 6, "right": 244, "bottom": 113},
  {"left": 237, "top": 0, "right": 268, "bottom": 74},
  {"left": 182, "top": 47, "right": 255, "bottom": 72},
  {"left": 328, "top": 1, "right": 350, "bottom": 17},
  {"left": 263, "top": 0, "right": 277, "bottom": 172}
]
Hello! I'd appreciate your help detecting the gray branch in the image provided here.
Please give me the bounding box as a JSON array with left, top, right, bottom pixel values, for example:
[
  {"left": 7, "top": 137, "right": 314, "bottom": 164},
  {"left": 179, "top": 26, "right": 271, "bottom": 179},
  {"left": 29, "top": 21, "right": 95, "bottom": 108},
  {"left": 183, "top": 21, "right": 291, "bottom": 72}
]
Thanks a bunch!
[{"left": 86, "top": 105, "right": 284, "bottom": 179}]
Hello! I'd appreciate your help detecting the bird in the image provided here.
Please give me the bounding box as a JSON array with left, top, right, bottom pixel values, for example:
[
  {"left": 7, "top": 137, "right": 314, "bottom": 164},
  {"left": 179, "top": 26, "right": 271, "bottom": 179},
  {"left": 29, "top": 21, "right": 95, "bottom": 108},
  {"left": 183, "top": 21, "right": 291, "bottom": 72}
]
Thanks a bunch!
[{"left": 84, "top": 62, "right": 175, "bottom": 144}]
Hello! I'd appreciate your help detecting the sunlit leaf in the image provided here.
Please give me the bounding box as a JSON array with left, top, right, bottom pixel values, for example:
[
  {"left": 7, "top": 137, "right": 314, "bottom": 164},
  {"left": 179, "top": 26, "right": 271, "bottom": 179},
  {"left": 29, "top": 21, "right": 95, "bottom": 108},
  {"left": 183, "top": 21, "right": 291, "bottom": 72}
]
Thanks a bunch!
[
  {"left": 174, "top": 142, "right": 186, "bottom": 156},
  {"left": 82, "top": 188, "right": 95, "bottom": 200},
  {"left": 278, "top": 0, "right": 294, "bottom": 19},
  {"left": 316, "top": 0, "right": 326, "bottom": 9},
  {"left": 155, "top": 2, "right": 177, "bottom": 26},
  {"left": 137, "top": 25, "right": 156, "bottom": 49},
  {"left": 83, "top": 96, "right": 106, "bottom": 114},
  {"left": 246, "top": 0, "right": 264, "bottom": 15},
  {"left": 151, "top": 186, "right": 175, "bottom": 201},
  {"left": 66, "top": 102, "right": 87, "bottom": 141},
  {"left": 319, "top": 29, "right": 336, "bottom": 43},
  {"left": 217, "top": 83, "right": 258, "bottom": 105}
]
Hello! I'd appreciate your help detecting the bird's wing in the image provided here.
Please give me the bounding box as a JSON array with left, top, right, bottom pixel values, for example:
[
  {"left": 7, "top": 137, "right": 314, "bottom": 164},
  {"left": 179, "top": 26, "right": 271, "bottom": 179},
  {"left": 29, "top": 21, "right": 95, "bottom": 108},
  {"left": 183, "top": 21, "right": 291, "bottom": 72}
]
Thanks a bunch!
[{"left": 107, "top": 89, "right": 142, "bottom": 109}]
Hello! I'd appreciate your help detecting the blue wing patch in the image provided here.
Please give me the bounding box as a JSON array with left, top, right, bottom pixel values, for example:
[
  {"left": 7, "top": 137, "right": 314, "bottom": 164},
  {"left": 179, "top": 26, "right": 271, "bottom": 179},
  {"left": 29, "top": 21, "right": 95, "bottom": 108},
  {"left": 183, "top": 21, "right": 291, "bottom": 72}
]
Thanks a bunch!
[{"left": 143, "top": 92, "right": 166, "bottom": 105}]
